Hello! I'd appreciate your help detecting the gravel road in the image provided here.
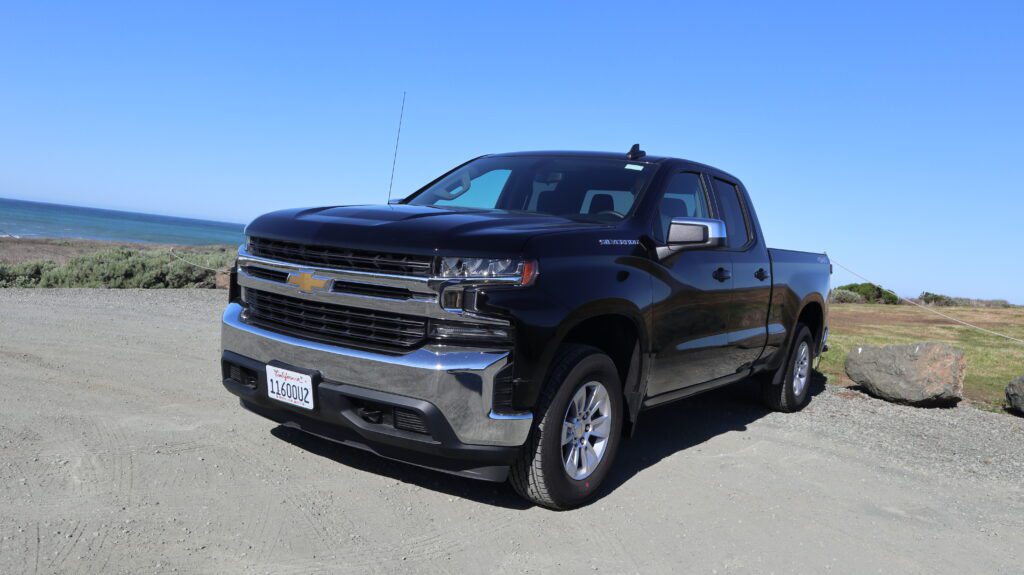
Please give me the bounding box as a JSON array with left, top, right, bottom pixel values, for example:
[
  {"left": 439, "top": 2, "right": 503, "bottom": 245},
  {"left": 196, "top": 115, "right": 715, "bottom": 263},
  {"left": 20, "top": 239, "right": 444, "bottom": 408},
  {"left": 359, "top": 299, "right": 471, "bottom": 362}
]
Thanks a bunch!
[{"left": 1, "top": 289, "right": 1022, "bottom": 574}]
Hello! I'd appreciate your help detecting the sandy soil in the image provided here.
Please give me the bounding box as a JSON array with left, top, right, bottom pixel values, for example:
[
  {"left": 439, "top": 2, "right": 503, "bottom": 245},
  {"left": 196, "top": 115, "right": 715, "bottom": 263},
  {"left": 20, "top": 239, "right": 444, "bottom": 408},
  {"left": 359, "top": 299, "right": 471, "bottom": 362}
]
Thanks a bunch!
[
  {"left": 1, "top": 289, "right": 1022, "bottom": 574},
  {"left": 0, "top": 238, "right": 229, "bottom": 265}
]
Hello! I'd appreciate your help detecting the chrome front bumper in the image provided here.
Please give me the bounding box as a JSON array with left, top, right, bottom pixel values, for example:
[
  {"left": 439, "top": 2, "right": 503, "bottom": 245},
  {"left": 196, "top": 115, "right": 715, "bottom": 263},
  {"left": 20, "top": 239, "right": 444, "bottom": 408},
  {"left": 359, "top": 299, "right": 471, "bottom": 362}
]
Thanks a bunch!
[{"left": 221, "top": 303, "right": 532, "bottom": 447}]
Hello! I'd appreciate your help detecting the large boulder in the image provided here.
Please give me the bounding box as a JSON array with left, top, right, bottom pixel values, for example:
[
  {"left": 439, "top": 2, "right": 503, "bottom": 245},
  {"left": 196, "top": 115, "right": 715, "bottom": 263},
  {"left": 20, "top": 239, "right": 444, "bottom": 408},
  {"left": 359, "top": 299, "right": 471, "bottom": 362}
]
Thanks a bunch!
[
  {"left": 845, "top": 342, "right": 965, "bottom": 407},
  {"left": 1007, "top": 376, "right": 1024, "bottom": 415}
]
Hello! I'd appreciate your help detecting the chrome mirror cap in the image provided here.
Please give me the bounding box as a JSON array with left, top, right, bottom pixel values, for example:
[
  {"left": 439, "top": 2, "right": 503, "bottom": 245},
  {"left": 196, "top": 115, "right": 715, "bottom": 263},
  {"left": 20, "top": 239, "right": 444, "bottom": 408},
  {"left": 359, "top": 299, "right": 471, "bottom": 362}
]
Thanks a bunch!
[{"left": 657, "top": 217, "right": 727, "bottom": 258}]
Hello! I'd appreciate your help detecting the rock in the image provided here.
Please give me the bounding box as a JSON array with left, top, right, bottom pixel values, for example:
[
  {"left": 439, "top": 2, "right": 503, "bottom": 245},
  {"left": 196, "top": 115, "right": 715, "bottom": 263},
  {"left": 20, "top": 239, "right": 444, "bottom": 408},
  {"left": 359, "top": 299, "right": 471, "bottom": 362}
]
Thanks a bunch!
[
  {"left": 214, "top": 271, "right": 231, "bottom": 290},
  {"left": 844, "top": 342, "right": 965, "bottom": 407},
  {"left": 1007, "top": 376, "right": 1024, "bottom": 415}
]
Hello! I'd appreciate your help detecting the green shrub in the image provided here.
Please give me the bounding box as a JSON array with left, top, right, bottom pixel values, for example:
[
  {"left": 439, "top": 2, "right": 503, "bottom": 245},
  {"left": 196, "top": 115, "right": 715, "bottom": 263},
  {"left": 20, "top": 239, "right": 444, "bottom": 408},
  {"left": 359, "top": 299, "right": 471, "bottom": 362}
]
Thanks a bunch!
[
  {"left": 829, "top": 288, "right": 866, "bottom": 304},
  {"left": 918, "top": 291, "right": 1013, "bottom": 308},
  {"left": 835, "top": 283, "right": 900, "bottom": 305},
  {"left": 919, "top": 291, "right": 955, "bottom": 306},
  {"left": 0, "top": 247, "right": 234, "bottom": 288}
]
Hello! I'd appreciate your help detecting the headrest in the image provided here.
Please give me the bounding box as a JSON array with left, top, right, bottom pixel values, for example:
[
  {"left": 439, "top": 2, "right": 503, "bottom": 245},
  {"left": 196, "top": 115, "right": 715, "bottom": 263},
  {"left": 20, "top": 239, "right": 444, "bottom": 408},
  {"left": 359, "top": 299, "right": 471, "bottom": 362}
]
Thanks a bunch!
[
  {"left": 660, "top": 197, "right": 691, "bottom": 219},
  {"left": 588, "top": 194, "right": 615, "bottom": 214}
]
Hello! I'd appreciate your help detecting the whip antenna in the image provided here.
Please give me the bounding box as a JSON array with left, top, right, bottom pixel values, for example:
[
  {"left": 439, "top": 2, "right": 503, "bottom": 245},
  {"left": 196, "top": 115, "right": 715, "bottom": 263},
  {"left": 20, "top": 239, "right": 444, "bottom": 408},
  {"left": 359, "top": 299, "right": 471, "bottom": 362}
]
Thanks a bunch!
[{"left": 387, "top": 91, "right": 407, "bottom": 203}]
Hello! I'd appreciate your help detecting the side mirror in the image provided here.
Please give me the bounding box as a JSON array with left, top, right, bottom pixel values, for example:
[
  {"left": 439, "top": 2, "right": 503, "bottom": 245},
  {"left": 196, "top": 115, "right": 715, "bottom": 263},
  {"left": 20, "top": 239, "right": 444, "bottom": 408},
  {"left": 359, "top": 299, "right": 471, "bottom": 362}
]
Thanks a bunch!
[
  {"left": 388, "top": 198, "right": 403, "bottom": 205},
  {"left": 657, "top": 217, "right": 727, "bottom": 258}
]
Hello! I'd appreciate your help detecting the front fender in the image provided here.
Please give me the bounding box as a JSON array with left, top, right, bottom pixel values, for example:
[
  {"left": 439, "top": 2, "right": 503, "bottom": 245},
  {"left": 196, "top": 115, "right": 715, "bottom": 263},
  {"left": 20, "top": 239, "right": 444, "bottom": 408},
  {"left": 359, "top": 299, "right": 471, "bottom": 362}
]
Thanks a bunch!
[{"left": 481, "top": 245, "right": 653, "bottom": 410}]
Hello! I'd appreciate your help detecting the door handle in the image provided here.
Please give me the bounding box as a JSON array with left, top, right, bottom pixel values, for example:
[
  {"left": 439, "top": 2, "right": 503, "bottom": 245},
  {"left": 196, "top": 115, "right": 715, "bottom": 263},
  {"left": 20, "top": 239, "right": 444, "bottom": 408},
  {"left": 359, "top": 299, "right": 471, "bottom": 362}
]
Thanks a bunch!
[
  {"left": 712, "top": 267, "right": 732, "bottom": 282},
  {"left": 754, "top": 268, "right": 770, "bottom": 281}
]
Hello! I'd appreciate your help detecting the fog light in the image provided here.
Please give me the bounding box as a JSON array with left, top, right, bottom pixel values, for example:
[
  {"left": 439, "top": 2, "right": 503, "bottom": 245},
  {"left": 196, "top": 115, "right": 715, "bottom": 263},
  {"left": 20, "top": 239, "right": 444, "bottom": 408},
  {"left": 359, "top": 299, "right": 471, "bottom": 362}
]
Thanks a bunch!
[{"left": 429, "top": 321, "right": 510, "bottom": 342}]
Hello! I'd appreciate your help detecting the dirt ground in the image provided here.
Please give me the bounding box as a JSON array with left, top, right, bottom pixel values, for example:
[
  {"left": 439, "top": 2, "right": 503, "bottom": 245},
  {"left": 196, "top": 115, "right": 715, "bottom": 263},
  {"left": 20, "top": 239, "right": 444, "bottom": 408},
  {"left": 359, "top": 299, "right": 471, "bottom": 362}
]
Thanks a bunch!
[{"left": 1, "top": 289, "right": 1022, "bottom": 574}]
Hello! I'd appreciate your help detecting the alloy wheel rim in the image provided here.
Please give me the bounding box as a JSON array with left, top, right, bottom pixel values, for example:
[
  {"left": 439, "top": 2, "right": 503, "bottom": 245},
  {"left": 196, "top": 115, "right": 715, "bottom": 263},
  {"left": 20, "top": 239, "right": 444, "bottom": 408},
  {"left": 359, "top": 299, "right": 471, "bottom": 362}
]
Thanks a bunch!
[
  {"left": 793, "top": 341, "right": 810, "bottom": 397},
  {"left": 561, "top": 381, "right": 612, "bottom": 481}
]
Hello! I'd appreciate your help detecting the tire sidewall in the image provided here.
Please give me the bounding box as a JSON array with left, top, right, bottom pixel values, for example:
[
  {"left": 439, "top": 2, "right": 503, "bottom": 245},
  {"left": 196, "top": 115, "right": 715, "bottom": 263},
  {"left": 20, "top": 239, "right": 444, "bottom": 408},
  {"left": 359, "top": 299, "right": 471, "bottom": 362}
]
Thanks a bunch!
[
  {"left": 783, "top": 325, "right": 814, "bottom": 408},
  {"left": 539, "top": 353, "right": 623, "bottom": 507}
]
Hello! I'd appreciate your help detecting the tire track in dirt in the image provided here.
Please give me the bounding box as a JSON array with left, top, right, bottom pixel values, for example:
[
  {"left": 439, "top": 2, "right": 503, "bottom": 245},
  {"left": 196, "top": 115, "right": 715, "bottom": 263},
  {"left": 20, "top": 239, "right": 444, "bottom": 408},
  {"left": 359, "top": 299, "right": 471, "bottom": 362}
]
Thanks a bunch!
[{"left": 46, "top": 520, "right": 86, "bottom": 572}]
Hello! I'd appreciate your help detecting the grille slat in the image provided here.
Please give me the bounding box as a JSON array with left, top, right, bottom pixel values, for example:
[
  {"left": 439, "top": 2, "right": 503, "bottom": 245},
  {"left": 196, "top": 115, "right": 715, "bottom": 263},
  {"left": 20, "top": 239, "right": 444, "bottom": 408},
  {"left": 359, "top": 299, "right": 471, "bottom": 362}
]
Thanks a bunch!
[
  {"left": 243, "top": 266, "right": 290, "bottom": 283},
  {"left": 249, "top": 293, "right": 425, "bottom": 327},
  {"left": 332, "top": 281, "right": 416, "bottom": 300},
  {"left": 249, "top": 237, "right": 433, "bottom": 276},
  {"left": 245, "top": 289, "right": 427, "bottom": 352},
  {"left": 249, "top": 299, "right": 425, "bottom": 338}
]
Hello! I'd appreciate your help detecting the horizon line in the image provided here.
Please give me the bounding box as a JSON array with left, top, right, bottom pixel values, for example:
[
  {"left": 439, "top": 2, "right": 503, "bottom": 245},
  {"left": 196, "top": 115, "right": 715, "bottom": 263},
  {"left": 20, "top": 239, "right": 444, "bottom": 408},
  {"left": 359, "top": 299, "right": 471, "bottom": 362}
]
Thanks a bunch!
[{"left": 0, "top": 195, "right": 246, "bottom": 227}]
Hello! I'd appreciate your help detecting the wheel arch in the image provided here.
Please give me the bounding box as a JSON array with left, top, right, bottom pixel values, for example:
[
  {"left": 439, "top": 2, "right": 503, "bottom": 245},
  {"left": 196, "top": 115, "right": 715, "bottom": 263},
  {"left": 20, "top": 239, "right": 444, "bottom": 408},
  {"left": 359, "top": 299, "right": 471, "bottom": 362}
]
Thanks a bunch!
[
  {"left": 539, "top": 303, "right": 648, "bottom": 434},
  {"left": 768, "top": 295, "right": 826, "bottom": 386},
  {"left": 795, "top": 296, "right": 826, "bottom": 356}
]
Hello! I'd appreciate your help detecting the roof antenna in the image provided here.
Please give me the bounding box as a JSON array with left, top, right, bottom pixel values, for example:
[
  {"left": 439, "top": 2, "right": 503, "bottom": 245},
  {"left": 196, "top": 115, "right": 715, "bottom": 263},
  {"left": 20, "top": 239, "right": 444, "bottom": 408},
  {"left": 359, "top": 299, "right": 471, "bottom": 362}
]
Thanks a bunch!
[
  {"left": 626, "top": 143, "right": 646, "bottom": 160},
  {"left": 387, "top": 91, "right": 407, "bottom": 204}
]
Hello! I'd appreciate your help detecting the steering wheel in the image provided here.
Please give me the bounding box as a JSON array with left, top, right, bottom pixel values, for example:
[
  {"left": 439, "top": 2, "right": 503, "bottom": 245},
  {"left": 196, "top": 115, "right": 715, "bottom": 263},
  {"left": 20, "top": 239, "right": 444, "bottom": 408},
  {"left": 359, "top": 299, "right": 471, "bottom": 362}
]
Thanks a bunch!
[{"left": 594, "top": 210, "right": 625, "bottom": 220}]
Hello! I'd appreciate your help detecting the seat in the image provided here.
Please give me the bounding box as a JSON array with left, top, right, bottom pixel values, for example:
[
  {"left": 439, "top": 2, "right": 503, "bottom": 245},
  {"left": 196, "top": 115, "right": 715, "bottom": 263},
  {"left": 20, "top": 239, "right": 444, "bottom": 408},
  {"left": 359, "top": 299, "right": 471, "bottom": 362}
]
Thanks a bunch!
[{"left": 588, "top": 194, "right": 615, "bottom": 214}]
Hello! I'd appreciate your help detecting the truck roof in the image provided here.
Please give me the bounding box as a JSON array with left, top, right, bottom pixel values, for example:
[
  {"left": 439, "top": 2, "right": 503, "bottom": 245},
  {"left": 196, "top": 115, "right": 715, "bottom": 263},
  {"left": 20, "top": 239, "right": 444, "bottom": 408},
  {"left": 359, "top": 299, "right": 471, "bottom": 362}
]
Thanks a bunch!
[{"left": 487, "top": 150, "right": 741, "bottom": 183}]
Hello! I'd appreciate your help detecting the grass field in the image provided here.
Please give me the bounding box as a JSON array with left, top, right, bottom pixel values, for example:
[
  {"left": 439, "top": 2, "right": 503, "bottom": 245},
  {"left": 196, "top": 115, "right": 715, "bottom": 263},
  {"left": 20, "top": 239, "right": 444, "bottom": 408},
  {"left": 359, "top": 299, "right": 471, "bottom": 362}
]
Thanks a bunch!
[{"left": 820, "top": 304, "right": 1024, "bottom": 410}]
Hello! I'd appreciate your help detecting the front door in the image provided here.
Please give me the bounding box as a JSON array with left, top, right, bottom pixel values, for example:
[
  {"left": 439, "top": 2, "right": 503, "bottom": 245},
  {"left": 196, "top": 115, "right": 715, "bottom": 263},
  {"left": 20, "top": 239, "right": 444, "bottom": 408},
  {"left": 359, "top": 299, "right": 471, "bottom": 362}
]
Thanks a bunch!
[{"left": 646, "top": 171, "right": 736, "bottom": 398}]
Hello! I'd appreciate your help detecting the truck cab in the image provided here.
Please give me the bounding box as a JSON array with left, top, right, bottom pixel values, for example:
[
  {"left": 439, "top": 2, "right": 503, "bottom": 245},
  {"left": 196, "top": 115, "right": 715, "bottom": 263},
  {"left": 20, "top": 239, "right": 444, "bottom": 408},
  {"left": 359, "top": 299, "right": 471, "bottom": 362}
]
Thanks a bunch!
[{"left": 221, "top": 148, "right": 830, "bottom": 508}]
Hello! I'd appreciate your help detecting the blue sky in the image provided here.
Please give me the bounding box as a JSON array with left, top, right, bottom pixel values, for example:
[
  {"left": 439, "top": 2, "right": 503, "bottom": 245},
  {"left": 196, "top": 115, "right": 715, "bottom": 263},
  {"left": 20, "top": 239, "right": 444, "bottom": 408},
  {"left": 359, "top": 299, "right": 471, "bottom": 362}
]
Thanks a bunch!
[{"left": 1, "top": 1, "right": 1022, "bottom": 302}]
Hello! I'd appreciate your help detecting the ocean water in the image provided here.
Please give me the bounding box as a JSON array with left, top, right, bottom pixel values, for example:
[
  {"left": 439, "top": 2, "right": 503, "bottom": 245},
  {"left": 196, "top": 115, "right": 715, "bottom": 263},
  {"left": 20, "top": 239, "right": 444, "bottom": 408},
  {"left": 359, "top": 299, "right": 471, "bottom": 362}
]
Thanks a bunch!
[{"left": 0, "top": 197, "right": 244, "bottom": 246}]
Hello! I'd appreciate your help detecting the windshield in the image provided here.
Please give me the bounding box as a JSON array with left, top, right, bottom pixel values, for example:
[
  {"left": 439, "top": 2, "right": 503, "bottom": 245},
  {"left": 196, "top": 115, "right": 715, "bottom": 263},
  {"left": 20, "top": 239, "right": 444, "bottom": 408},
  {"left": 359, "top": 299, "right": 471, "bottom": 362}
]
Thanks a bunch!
[{"left": 404, "top": 156, "right": 657, "bottom": 222}]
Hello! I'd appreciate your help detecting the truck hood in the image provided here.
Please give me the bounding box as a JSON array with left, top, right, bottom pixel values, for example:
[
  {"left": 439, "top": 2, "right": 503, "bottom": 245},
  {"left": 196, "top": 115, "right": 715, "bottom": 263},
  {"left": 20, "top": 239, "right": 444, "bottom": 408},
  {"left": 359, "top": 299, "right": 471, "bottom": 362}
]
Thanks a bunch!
[{"left": 244, "top": 204, "right": 600, "bottom": 256}]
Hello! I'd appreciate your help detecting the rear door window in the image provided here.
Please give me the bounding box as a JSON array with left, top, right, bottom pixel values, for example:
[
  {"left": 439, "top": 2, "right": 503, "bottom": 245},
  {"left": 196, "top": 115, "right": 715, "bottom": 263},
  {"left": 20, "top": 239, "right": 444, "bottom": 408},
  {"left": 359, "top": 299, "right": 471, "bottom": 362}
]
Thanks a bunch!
[{"left": 712, "top": 178, "right": 750, "bottom": 249}]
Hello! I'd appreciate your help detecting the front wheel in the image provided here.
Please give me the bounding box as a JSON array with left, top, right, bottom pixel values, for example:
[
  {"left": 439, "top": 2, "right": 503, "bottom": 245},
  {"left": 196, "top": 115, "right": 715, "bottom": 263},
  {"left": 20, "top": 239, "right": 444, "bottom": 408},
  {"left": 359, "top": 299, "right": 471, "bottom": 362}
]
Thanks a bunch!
[{"left": 510, "top": 345, "right": 623, "bottom": 510}]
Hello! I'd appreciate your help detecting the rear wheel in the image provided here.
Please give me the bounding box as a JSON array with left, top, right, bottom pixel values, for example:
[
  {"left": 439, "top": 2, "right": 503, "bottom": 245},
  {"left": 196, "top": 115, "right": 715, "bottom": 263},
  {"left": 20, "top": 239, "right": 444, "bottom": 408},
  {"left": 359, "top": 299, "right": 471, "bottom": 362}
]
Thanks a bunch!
[
  {"left": 510, "top": 345, "right": 623, "bottom": 510},
  {"left": 762, "top": 324, "right": 814, "bottom": 412}
]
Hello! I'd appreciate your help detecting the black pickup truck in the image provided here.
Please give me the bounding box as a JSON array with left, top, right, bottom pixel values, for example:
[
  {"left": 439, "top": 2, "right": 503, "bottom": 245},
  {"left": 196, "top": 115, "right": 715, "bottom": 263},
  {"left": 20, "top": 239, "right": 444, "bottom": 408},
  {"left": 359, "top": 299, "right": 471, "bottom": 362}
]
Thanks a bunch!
[{"left": 221, "top": 147, "right": 830, "bottom": 509}]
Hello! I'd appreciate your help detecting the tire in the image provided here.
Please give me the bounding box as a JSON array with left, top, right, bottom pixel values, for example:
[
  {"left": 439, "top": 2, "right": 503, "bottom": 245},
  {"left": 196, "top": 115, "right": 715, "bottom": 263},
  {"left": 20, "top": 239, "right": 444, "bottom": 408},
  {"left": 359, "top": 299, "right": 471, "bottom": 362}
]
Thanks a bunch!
[
  {"left": 510, "top": 344, "right": 624, "bottom": 510},
  {"left": 762, "top": 324, "right": 814, "bottom": 413}
]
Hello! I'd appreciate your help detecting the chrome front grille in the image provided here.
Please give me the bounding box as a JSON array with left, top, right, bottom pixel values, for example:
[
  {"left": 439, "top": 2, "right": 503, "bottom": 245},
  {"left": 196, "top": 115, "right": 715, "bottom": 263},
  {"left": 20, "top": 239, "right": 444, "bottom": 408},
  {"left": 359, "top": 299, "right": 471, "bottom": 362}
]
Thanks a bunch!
[
  {"left": 244, "top": 288, "right": 428, "bottom": 352},
  {"left": 248, "top": 237, "right": 433, "bottom": 277},
  {"left": 234, "top": 241, "right": 510, "bottom": 352}
]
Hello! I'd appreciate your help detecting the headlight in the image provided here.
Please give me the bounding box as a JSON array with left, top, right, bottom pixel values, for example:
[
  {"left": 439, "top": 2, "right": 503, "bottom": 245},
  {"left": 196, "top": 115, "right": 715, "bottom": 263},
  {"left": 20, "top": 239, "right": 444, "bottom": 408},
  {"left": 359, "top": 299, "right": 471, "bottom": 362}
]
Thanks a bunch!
[{"left": 438, "top": 257, "right": 538, "bottom": 285}]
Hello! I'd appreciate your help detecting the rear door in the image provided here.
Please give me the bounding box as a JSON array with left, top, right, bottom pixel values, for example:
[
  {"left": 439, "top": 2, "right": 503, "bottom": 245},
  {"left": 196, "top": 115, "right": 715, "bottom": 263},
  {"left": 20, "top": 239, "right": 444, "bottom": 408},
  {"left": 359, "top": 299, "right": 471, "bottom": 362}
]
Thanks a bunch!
[{"left": 710, "top": 177, "right": 772, "bottom": 372}]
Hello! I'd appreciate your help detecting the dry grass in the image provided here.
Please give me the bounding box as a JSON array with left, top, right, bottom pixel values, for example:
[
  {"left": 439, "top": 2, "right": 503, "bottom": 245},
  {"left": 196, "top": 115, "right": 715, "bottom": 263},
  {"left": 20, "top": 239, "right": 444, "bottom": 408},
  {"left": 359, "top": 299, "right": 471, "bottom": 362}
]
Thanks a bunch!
[
  {"left": 0, "top": 237, "right": 228, "bottom": 264},
  {"left": 820, "top": 304, "right": 1024, "bottom": 409}
]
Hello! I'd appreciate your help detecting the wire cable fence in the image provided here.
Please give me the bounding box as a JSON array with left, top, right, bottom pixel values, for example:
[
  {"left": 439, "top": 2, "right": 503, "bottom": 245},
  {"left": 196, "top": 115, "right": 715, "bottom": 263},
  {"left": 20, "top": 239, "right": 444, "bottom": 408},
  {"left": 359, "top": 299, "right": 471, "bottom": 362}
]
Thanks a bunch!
[
  {"left": 830, "top": 258, "right": 1024, "bottom": 345},
  {"left": 168, "top": 247, "right": 233, "bottom": 273}
]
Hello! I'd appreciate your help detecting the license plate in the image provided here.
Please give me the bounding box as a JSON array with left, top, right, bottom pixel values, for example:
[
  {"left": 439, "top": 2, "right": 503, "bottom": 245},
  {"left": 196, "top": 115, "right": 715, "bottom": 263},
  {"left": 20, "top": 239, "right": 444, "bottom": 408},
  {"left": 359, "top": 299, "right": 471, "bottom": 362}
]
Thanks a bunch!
[{"left": 265, "top": 365, "right": 314, "bottom": 410}]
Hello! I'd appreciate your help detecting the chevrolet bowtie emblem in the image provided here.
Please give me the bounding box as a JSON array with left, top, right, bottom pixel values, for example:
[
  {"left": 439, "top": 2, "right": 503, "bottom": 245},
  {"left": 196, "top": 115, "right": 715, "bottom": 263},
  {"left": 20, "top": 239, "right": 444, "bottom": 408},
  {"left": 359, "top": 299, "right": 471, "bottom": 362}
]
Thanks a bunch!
[{"left": 286, "top": 271, "right": 331, "bottom": 293}]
